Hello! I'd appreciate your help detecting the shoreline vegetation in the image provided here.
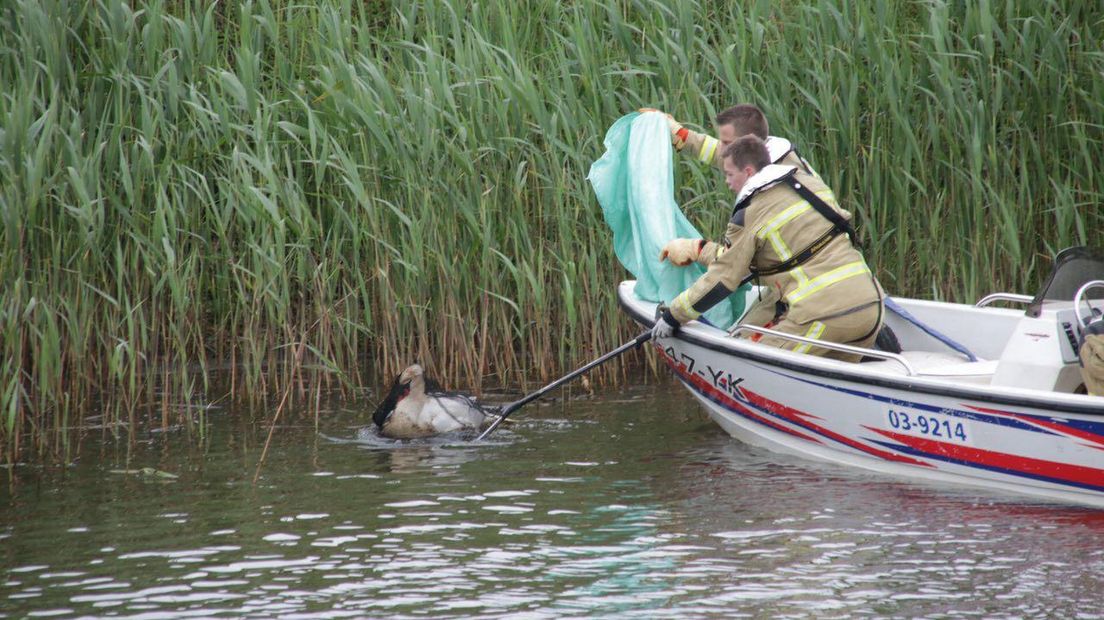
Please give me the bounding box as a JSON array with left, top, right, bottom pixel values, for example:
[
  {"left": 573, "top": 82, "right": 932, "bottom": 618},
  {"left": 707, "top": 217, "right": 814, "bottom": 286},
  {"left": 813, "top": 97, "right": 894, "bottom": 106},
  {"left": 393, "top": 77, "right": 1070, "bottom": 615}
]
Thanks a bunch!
[{"left": 2, "top": 0, "right": 1102, "bottom": 462}]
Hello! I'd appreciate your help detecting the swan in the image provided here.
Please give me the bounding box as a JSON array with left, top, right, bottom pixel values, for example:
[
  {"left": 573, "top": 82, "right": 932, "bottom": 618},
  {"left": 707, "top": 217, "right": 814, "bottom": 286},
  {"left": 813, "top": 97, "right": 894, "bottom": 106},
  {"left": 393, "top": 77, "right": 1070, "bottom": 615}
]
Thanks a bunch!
[{"left": 372, "top": 365, "right": 490, "bottom": 438}]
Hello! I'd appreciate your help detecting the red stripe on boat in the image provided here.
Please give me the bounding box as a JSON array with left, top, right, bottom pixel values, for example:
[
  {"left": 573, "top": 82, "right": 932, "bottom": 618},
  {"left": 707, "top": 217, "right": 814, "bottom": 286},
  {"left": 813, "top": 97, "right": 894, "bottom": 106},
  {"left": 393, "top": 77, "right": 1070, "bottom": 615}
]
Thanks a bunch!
[
  {"left": 656, "top": 347, "right": 822, "bottom": 444},
  {"left": 869, "top": 427, "right": 1104, "bottom": 486},
  {"left": 656, "top": 345, "right": 933, "bottom": 465},
  {"left": 966, "top": 405, "right": 1104, "bottom": 449},
  {"left": 733, "top": 389, "right": 932, "bottom": 467},
  {"left": 740, "top": 389, "right": 824, "bottom": 422}
]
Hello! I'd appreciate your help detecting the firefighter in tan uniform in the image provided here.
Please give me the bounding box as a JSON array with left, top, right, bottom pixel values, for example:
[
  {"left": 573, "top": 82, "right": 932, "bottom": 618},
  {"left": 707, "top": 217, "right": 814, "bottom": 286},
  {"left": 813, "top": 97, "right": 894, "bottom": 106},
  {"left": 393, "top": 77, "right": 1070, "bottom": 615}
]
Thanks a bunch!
[
  {"left": 644, "top": 104, "right": 817, "bottom": 326},
  {"left": 652, "top": 136, "right": 883, "bottom": 362},
  {"left": 1081, "top": 318, "right": 1104, "bottom": 396},
  {"left": 644, "top": 103, "right": 818, "bottom": 175}
]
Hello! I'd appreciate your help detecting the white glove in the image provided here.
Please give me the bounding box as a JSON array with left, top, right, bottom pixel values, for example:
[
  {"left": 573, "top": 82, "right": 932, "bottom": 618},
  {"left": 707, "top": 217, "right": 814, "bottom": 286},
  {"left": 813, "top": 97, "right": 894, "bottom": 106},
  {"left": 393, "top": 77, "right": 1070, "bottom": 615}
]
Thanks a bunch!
[{"left": 651, "top": 311, "right": 680, "bottom": 339}]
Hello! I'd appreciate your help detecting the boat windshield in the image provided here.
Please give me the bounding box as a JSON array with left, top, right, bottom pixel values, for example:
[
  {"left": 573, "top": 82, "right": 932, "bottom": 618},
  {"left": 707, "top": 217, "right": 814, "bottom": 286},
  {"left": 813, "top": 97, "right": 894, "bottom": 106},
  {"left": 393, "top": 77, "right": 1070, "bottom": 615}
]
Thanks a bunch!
[{"left": 1026, "top": 246, "right": 1104, "bottom": 317}]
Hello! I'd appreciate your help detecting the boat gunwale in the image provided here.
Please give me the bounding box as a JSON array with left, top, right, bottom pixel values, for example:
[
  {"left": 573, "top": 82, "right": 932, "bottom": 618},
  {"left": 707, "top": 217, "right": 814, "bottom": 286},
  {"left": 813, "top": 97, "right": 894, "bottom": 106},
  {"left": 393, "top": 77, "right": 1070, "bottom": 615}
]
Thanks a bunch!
[{"left": 617, "top": 283, "right": 1104, "bottom": 417}]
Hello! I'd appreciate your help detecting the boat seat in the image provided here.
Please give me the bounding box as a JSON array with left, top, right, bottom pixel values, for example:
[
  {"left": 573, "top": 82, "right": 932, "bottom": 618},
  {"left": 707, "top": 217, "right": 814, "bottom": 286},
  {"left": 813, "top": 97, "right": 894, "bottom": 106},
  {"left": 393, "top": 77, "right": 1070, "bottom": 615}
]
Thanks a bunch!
[{"left": 863, "top": 351, "right": 998, "bottom": 384}]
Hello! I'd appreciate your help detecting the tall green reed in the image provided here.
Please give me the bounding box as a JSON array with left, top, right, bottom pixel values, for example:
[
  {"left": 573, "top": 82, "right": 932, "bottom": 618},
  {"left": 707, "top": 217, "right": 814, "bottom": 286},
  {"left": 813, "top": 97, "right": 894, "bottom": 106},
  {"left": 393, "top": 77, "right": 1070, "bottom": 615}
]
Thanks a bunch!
[{"left": 1, "top": 0, "right": 1101, "bottom": 462}]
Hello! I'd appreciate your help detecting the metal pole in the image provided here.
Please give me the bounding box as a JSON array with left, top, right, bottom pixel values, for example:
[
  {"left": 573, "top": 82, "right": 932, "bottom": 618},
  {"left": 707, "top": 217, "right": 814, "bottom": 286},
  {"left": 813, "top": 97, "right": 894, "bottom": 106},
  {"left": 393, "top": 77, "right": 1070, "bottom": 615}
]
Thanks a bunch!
[{"left": 476, "top": 331, "right": 652, "bottom": 440}]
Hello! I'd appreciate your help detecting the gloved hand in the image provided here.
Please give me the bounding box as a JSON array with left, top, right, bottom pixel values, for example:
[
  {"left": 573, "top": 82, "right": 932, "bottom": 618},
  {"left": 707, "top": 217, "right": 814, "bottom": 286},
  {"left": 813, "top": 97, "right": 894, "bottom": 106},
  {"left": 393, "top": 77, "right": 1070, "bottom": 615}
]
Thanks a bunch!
[
  {"left": 652, "top": 308, "right": 680, "bottom": 340},
  {"left": 637, "top": 108, "right": 683, "bottom": 138},
  {"left": 659, "top": 238, "right": 705, "bottom": 267}
]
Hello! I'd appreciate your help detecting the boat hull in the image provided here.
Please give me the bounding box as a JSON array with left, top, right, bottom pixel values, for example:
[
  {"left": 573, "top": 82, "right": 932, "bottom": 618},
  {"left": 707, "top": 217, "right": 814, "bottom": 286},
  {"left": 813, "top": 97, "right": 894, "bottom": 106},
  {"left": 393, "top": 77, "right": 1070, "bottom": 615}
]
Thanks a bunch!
[{"left": 619, "top": 283, "right": 1104, "bottom": 507}]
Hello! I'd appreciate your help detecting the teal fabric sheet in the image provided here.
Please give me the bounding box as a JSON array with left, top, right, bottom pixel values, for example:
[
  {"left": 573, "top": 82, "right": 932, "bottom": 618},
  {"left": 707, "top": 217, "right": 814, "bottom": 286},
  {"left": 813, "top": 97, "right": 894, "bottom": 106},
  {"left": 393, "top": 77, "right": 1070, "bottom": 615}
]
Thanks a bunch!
[{"left": 587, "top": 112, "right": 744, "bottom": 328}]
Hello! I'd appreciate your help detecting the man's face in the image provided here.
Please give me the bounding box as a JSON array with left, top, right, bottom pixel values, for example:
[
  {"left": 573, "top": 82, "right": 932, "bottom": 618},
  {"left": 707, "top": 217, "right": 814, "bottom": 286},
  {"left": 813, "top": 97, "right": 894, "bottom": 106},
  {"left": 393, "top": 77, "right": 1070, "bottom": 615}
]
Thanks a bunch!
[
  {"left": 717, "top": 123, "right": 739, "bottom": 149},
  {"left": 723, "top": 157, "right": 753, "bottom": 194}
]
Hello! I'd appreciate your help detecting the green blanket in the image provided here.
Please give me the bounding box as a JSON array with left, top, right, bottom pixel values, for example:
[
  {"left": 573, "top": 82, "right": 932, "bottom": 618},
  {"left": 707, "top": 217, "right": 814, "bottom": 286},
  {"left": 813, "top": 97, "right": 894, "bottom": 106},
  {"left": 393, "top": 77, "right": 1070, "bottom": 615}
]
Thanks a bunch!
[{"left": 587, "top": 112, "right": 744, "bottom": 328}]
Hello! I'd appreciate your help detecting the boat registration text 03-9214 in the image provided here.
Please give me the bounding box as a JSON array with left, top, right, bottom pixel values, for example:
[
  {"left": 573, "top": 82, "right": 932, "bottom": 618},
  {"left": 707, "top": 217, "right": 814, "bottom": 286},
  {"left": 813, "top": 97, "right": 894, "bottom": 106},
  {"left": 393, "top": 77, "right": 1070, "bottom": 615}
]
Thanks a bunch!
[{"left": 886, "top": 409, "right": 972, "bottom": 445}]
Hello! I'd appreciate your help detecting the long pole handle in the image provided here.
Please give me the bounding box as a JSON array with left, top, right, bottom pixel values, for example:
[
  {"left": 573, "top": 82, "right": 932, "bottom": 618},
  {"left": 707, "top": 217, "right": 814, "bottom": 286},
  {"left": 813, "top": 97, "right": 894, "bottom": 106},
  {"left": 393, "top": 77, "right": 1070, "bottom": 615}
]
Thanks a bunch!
[{"left": 476, "top": 330, "right": 652, "bottom": 440}]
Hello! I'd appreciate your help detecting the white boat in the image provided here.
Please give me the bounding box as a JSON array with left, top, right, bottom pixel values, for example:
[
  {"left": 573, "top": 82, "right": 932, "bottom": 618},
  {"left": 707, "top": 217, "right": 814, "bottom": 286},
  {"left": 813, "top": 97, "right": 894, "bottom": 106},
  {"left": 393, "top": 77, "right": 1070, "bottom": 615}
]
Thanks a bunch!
[{"left": 619, "top": 247, "right": 1104, "bottom": 507}]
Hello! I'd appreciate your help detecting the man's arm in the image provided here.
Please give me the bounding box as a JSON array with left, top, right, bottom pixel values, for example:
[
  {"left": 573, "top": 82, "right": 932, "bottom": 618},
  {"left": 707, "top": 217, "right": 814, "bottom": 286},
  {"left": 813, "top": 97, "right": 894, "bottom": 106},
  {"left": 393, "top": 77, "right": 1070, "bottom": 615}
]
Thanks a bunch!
[
  {"left": 639, "top": 109, "right": 723, "bottom": 169},
  {"left": 696, "top": 240, "right": 727, "bottom": 266},
  {"left": 668, "top": 228, "right": 756, "bottom": 324},
  {"left": 659, "top": 238, "right": 733, "bottom": 268},
  {"left": 674, "top": 127, "right": 723, "bottom": 170}
]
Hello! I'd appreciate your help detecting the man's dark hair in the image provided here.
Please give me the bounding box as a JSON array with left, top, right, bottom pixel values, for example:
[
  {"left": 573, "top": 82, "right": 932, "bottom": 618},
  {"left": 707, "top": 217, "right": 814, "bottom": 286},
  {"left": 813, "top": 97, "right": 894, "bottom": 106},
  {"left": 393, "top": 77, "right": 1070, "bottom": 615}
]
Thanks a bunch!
[
  {"left": 723, "top": 135, "right": 771, "bottom": 171},
  {"left": 715, "top": 104, "right": 769, "bottom": 140}
]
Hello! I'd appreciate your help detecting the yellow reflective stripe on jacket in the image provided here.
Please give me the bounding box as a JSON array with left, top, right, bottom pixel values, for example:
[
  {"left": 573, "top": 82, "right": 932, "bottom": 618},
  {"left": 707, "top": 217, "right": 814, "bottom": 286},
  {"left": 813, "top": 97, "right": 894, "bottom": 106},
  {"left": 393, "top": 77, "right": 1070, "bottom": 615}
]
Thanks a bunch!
[
  {"left": 763, "top": 230, "right": 790, "bottom": 261},
  {"left": 756, "top": 200, "right": 809, "bottom": 264},
  {"left": 758, "top": 203, "right": 805, "bottom": 260},
  {"left": 759, "top": 231, "right": 810, "bottom": 285},
  {"left": 756, "top": 201, "right": 812, "bottom": 242},
  {"left": 672, "top": 290, "right": 702, "bottom": 321},
  {"left": 751, "top": 189, "right": 853, "bottom": 292},
  {"left": 784, "top": 261, "right": 871, "bottom": 305},
  {"left": 793, "top": 321, "right": 826, "bottom": 354},
  {"left": 755, "top": 189, "right": 835, "bottom": 241},
  {"left": 699, "top": 136, "right": 719, "bottom": 164},
  {"left": 756, "top": 200, "right": 814, "bottom": 285}
]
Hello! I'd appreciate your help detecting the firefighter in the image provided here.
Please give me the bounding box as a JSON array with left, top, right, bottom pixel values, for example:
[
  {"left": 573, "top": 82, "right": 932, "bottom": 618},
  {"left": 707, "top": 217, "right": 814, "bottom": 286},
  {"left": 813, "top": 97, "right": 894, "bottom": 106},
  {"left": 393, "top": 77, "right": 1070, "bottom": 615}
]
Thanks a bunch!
[
  {"left": 1081, "top": 316, "right": 1104, "bottom": 395},
  {"left": 643, "top": 103, "right": 817, "bottom": 326},
  {"left": 643, "top": 103, "right": 817, "bottom": 176},
  {"left": 653, "top": 135, "right": 883, "bottom": 362}
]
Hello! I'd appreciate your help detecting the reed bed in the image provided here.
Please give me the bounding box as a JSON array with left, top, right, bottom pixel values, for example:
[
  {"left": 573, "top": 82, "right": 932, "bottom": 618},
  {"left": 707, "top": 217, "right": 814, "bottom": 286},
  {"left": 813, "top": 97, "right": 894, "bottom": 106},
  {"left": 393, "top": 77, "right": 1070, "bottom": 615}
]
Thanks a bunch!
[{"left": 1, "top": 0, "right": 1102, "bottom": 462}]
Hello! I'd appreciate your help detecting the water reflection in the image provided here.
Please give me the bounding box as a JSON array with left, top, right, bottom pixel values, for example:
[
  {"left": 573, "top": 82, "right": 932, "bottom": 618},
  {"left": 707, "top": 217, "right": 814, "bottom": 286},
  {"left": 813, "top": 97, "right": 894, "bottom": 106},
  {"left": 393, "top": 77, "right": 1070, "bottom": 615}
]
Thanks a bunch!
[
  {"left": 325, "top": 424, "right": 512, "bottom": 475},
  {"left": 639, "top": 436, "right": 1104, "bottom": 617},
  {"left": 2, "top": 384, "right": 1103, "bottom": 618}
]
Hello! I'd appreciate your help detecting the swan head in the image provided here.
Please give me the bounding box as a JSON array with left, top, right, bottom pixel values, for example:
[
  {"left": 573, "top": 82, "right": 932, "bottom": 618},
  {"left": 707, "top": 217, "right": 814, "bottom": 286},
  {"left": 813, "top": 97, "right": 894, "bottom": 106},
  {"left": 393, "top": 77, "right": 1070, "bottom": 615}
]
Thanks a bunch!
[
  {"left": 372, "top": 364, "right": 426, "bottom": 428},
  {"left": 398, "top": 364, "right": 425, "bottom": 390}
]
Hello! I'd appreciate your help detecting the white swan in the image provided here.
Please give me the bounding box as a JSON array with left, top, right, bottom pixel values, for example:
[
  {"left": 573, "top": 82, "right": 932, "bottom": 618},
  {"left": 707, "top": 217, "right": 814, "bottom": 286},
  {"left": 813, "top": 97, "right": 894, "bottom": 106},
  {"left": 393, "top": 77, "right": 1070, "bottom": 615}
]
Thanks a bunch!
[{"left": 372, "top": 365, "right": 489, "bottom": 438}]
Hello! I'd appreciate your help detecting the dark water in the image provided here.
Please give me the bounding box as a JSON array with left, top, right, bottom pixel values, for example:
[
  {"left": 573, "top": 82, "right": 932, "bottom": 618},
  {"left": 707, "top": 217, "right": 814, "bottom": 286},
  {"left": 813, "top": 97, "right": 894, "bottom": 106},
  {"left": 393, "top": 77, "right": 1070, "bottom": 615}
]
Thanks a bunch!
[{"left": 3, "top": 381, "right": 1104, "bottom": 619}]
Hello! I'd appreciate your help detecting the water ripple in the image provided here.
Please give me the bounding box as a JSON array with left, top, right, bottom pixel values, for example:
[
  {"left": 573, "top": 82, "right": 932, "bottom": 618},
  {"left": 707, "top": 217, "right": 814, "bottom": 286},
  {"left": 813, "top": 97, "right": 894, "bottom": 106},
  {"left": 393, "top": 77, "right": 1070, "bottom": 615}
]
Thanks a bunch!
[{"left": 4, "top": 387, "right": 1104, "bottom": 618}]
